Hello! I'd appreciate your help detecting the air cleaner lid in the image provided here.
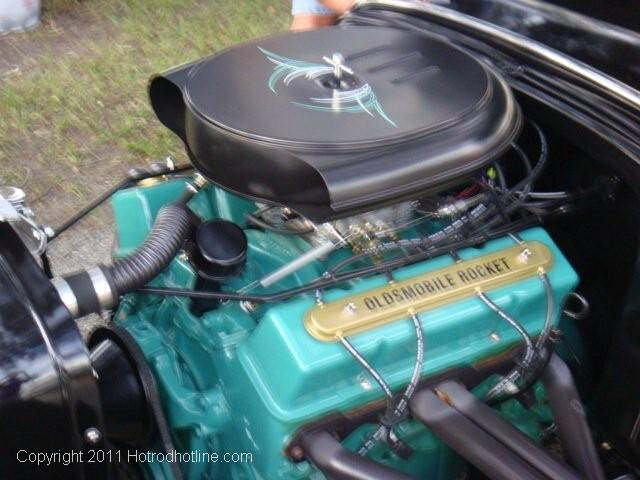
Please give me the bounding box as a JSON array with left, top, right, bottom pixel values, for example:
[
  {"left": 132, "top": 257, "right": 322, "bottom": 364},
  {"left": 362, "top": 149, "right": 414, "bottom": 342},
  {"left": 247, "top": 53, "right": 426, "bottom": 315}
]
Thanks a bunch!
[{"left": 150, "top": 26, "right": 520, "bottom": 221}]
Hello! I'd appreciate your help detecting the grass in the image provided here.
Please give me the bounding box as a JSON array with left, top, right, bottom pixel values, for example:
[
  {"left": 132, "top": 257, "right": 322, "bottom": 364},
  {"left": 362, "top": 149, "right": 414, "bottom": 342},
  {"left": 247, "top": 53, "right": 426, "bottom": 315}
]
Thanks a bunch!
[{"left": 0, "top": 0, "right": 289, "bottom": 208}]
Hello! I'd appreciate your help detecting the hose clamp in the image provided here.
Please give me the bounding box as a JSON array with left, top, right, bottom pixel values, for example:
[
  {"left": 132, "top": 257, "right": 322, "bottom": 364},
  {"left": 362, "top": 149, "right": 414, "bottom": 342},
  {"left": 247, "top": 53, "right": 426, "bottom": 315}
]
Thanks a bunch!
[
  {"left": 51, "top": 277, "right": 80, "bottom": 317},
  {"left": 87, "top": 267, "right": 116, "bottom": 310}
]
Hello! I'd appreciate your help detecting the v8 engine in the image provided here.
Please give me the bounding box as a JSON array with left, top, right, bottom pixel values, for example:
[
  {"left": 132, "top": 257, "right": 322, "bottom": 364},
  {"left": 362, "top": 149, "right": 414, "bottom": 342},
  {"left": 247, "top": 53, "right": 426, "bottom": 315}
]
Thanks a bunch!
[
  {"left": 6, "top": 4, "right": 637, "bottom": 479},
  {"left": 107, "top": 180, "right": 578, "bottom": 479}
]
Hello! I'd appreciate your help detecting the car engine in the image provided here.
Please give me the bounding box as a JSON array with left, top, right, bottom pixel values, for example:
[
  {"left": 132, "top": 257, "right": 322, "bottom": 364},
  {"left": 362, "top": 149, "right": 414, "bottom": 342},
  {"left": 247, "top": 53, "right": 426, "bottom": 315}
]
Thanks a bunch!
[{"left": 3, "top": 5, "right": 640, "bottom": 480}]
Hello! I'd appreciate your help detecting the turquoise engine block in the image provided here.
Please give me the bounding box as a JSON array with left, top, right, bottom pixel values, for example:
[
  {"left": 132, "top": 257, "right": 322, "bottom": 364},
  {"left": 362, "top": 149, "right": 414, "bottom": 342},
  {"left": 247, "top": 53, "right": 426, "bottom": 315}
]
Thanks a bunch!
[{"left": 111, "top": 179, "right": 580, "bottom": 479}]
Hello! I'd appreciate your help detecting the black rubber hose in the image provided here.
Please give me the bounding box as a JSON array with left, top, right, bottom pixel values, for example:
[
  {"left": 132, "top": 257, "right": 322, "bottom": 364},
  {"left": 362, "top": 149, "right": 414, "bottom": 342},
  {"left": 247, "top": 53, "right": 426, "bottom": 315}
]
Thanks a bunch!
[
  {"left": 107, "top": 202, "right": 193, "bottom": 295},
  {"left": 52, "top": 191, "right": 197, "bottom": 318}
]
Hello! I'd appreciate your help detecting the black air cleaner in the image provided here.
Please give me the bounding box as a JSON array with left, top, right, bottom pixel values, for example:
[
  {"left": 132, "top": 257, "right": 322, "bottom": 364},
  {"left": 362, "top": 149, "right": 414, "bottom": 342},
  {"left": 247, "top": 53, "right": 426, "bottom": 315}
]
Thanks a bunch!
[{"left": 150, "top": 26, "right": 520, "bottom": 221}]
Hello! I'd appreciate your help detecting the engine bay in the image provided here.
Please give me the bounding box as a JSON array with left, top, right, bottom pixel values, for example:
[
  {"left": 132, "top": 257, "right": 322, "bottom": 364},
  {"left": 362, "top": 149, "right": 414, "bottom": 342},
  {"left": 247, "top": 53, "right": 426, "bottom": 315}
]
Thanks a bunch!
[
  {"left": 2, "top": 5, "right": 640, "bottom": 480},
  {"left": 109, "top": 179, "right": 580, "bottom": 479}
]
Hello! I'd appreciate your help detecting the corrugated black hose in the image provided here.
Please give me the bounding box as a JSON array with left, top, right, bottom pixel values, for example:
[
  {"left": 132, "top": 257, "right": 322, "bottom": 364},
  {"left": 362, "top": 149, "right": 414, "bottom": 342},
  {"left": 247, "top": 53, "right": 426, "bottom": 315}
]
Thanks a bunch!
[
  {"left": 107, "top": 202, "right": 193, "bottom": 295},
  {"left": 51, "top": 186, "right": 199, "bottom": 318}
]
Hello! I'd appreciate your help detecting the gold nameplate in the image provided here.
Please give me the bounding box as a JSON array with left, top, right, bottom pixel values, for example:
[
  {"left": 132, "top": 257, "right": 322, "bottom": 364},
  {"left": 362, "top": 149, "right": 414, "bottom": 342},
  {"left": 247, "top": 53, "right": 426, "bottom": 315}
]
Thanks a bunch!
[{"left": 305, "top": 241, "right": 554, "bottom": 342}]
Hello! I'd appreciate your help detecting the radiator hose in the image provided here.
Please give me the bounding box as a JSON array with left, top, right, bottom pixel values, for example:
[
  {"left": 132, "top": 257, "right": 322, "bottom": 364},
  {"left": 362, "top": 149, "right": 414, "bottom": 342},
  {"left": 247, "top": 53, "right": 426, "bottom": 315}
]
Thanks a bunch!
[
  {"left": 51, "top": 185, "right": 198, "bottom": 318},
  {"left": 108, "top": 202, "right": 192, "bottom": 294}
]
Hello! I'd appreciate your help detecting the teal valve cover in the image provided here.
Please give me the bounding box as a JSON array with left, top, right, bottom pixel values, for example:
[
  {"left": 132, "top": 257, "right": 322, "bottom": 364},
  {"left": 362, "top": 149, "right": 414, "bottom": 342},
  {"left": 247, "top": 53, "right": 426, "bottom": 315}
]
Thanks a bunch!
[{"left": 111, "top": 183, "right": 579, "bottom": 480}]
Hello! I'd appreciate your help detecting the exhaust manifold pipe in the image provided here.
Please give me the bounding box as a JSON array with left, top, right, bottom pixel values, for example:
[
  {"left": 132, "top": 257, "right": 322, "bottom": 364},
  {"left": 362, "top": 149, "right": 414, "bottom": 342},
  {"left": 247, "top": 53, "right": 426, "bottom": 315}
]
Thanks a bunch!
[{"left": 410, "top": 356, "right": 604, "bottom": 480}]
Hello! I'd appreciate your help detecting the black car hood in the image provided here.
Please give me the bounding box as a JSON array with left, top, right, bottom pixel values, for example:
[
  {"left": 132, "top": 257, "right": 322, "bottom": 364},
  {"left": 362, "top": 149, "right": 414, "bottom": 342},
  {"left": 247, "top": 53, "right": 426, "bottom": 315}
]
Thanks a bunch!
[{"left": 441, "top": 0, "right": 640, "bottom": 91}]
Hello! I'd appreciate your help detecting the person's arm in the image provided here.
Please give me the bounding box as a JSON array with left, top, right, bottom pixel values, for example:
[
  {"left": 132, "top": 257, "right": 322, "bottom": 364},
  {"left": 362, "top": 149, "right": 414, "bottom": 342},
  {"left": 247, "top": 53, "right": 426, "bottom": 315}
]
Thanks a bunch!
[
  {"left": 291, "top": 14, "right": 338, "bottom": 30},
  {"left": 319, "top": 0, "right": 354, "bottom": 15},
  {"left": 290, "top": 0, "right": 354, "bottom": 31}
]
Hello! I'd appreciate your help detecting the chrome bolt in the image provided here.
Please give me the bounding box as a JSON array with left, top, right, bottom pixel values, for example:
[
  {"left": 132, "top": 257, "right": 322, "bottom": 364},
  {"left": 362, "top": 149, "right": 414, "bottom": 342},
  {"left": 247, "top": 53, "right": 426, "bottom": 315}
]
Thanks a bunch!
[
  {"left": 43, "top": 225, "right": 55, "bottom": 238},
  {"left": 315, "top": 289, "right": 324, "bottom": 307},
  {"left": 240, "top": 301, "right": 259, "bottom": 315},
  {"left": 343, "top": 302, "right": 357, "bottom": 315},
  {"left": 0, "top": 186, "right": 26, "bottom": 205},
  {"left": 358, "top": 375, "right": 372, "bottom": 391},
  {"left": 489, "top": 331, "right": 501, "bottom": 342},
  {"left": 193, "top": 172, "right": 208, "bottom": 189},
  {"left": 323, "top": 52, "right": 353, "bottom": 81},
  {"left": 84, "top": 427, "right": 102, "bottom": 445},
  {"left": 517, "top": 248, "right": 533, "bottom": 264},
  {"left": 21, "top": 207, "right": 34, "bottom": 217},
  {"left": 332, "top": 53, "right": 345, "bottom": 80}
]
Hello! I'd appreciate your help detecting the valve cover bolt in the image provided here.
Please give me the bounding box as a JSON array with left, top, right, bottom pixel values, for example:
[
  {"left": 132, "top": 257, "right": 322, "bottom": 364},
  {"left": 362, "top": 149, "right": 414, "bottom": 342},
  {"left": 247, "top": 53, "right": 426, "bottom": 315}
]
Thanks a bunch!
[{"left": 343, "top": 302, "right": 357, "bottom": 315}]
